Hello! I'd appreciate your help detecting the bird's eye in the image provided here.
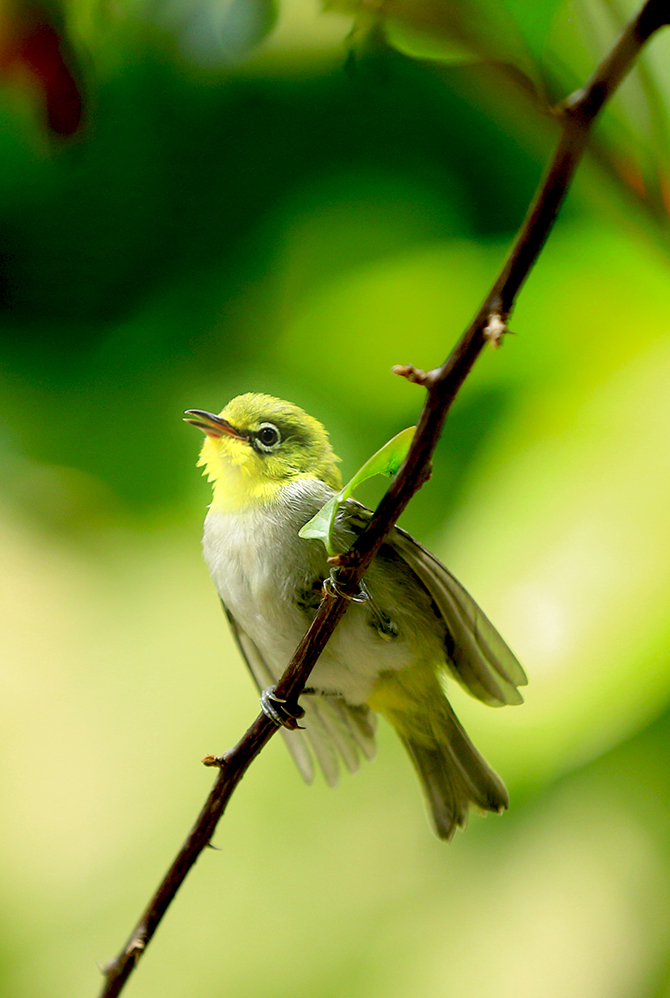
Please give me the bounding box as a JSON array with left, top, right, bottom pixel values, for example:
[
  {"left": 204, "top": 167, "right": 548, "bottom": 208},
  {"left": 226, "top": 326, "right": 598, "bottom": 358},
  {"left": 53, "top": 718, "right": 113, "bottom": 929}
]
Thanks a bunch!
[{"left": 256, "top": 423, "right": 281, "bottom": 451}]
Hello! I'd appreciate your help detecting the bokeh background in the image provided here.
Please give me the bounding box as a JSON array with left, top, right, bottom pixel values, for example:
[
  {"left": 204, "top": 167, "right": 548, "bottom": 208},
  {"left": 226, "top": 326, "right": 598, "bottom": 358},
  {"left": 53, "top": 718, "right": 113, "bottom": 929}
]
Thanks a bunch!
[{"left": 1, "top": 0, "right": 670, "bottom": 996}]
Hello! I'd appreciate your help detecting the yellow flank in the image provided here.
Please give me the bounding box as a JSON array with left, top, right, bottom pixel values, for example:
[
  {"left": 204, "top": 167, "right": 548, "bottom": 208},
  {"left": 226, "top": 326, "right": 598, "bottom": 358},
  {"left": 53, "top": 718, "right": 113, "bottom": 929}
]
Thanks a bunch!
[{"left": 368, "top": 663, "right": 444, "bottom": 742}]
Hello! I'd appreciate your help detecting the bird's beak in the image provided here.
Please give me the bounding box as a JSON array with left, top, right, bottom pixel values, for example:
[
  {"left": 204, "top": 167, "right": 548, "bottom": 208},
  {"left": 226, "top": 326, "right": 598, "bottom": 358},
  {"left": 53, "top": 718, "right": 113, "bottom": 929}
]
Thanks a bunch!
[{"left": 183, "top": 410, "right": 248, "bottom": 440}]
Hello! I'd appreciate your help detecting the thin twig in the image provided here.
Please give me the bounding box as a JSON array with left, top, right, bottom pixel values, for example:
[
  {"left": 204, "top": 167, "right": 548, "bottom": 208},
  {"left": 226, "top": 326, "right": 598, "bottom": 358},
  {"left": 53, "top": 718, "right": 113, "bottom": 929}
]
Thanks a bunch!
[{"left": 98, "top": 4, "right": 669, "bottom": 995}]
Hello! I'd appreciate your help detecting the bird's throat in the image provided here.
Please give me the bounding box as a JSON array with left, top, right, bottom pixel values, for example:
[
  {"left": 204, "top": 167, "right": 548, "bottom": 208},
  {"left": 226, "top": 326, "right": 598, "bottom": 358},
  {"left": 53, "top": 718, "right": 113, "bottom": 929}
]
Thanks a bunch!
[{"left": 208, "top": 461, "right": 285, "bottom": 513}]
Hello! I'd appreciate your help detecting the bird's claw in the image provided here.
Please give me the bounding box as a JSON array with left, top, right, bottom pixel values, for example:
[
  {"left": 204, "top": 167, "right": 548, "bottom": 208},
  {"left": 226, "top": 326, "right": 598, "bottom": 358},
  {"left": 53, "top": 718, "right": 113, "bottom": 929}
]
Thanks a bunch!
[
  {"left": 260, "top": 686, "right": 306, "bottom": 730},
  {"left": 323, "top": 571, "right": 369, "bottom": 603}
]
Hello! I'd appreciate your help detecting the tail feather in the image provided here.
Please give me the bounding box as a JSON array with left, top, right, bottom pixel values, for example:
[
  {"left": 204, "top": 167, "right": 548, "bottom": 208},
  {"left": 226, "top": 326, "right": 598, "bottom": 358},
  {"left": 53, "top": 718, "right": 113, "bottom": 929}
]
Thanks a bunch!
[
  {"left": 370, "top": 668, "right": 509, "bottom": 840},
  {"left": 400, "top": 703, "right": 508, "bottom": 840}
]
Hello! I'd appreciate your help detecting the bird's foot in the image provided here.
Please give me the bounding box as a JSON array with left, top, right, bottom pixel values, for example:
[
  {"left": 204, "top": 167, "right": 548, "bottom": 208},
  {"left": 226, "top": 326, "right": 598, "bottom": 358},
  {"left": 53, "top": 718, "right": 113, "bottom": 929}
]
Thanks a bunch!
[
  {"left": 323, "top": 571, "right": 369, "bottom": 603},
  {"left": 260, "top": 686, "right": 306, "bottom": 730}
]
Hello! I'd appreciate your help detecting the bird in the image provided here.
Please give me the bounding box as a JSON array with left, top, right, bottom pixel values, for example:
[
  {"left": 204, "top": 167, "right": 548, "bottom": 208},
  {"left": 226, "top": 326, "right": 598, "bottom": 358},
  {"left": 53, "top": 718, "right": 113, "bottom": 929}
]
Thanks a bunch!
[{"left": 185, "top": 393, "right": 527, "bottom": 840}]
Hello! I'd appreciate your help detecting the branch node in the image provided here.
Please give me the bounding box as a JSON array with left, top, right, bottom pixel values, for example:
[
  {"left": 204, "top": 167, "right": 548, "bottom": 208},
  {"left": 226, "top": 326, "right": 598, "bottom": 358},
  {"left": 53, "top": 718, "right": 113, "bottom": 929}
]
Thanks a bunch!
[
  {"left": 392, "top": 364, "right": 437, "bottom": 388},
  {"left": 483, "top": 312, "right": 508, "bottom": 349},
  {"left": 329, "top": 547, "right": 362, "bottom": 572},
  {"left": 127, "top": 937, "right": 145, "bottom": 957},
  {"left": 202, "top": 754, "right": 227, "bottom": 768},
  {"left": 417, "top": 461, "right": 433, "bottom": 489},
  {"left": 560, "top": 86, "right": 587, "bottom": 117}
]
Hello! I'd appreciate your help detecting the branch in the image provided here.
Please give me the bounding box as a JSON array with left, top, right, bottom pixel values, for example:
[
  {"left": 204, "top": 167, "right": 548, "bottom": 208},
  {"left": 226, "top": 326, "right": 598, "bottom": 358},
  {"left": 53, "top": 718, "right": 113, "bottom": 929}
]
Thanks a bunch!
[{"left": 98, "top": 3, "right": 669, "bottom": 995}]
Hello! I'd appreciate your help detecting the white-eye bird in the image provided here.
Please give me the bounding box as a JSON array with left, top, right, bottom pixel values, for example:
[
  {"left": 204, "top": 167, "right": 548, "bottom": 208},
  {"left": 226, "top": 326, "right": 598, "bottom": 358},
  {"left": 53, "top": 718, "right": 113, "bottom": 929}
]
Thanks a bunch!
[{"left": 186, "top": 393, "right": 527, "bottom": 840}]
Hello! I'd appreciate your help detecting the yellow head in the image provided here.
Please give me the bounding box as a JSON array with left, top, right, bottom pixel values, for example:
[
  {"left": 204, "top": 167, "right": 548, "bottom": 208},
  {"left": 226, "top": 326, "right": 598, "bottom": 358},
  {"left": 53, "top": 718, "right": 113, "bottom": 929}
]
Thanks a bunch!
[{"left": 185, "top": 393, "right": 342, "bottom": 509}]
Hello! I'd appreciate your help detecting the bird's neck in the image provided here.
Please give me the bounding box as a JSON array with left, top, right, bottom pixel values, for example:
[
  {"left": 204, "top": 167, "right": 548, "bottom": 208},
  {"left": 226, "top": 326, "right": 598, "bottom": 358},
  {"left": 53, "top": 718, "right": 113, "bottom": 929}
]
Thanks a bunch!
[{"left": 208, "top": 462, "right": 278, "bottom": 513}]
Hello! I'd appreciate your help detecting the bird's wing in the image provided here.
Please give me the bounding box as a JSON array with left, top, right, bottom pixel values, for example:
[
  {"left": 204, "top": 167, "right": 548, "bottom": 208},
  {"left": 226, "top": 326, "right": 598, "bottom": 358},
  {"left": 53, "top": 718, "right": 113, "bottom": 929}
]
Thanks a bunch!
[
  {"left": 220, "top": 599, "right": 376, "bottom": 787},
  {"left": 339, "top": 500, "right": 526, "bottom": 708},
  {"left": 387, "top": 527, "right": 527, "bottom": 707}
]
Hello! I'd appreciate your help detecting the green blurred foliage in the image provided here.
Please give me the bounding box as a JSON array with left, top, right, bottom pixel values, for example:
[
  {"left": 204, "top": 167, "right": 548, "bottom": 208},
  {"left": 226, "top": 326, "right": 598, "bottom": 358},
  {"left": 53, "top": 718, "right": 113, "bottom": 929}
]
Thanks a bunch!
[{"left": 1, "top": 1, "right": 670, "bottom": 997}]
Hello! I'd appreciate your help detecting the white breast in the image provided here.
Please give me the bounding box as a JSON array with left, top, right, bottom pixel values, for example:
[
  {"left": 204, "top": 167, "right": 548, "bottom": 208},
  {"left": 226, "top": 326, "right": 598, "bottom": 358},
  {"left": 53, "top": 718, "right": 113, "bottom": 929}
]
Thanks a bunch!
[{"left": 202, "top": 481, "right": 420, "bottom": 705}]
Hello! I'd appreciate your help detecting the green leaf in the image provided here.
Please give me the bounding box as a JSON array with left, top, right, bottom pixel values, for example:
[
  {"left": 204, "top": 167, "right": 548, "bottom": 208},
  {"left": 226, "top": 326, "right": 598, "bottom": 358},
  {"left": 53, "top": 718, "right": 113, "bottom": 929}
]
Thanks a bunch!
[
  {"left": 341, "top": 424, "right": 416, "bottom": 499},
  {"left": 298, "top": 426, "right": 415, "bottom": 555},
  {"left": 297, "top": 495, "right": 340, "bottom": 551}
]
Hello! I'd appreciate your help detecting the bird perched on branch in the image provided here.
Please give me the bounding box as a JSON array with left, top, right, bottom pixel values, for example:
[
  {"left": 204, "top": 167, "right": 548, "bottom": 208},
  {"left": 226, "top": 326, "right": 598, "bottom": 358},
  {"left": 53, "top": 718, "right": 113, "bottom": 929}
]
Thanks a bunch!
[{"left": 186, "top": 393, "right": 526, "bottom": 840}]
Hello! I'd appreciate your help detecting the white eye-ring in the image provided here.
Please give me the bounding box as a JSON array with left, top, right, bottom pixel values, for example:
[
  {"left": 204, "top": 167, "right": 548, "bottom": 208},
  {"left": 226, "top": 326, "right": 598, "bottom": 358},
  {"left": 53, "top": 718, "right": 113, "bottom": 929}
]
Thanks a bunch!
[{"left": 256, "top": 423, "right": 281, "bottom": 451}]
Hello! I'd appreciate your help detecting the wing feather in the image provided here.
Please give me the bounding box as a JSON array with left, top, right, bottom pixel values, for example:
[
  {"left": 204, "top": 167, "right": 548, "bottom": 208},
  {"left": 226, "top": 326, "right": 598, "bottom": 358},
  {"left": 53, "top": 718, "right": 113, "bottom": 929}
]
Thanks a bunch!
[
  {"left": 333, "top": 699, "right": 377, "bottom": 761},
  {"left": 389, "top": 529, "right": 527, "bottom": 707}
]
